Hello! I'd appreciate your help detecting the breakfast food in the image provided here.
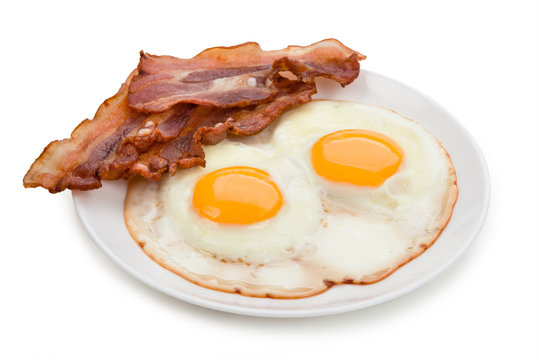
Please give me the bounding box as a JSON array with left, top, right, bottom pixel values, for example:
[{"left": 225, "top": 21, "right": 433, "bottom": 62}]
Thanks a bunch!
[
  {"left": 128, "top": 41, "right": 363, "bottom": 112},
  {"left": 23, "top": 39, "right": 365, "bottom": 193},
  {"left": 124, "top": 101, "right": 458, "bottom": 298},
  {"left": 24, "top": 40, "right": 459, "bottom": 299}
]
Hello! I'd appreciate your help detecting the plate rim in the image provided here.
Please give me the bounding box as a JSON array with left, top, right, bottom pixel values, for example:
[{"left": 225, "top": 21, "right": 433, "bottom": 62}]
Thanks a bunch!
[{"left": 73, "top": 69, "right": 491, "bottom": 318}]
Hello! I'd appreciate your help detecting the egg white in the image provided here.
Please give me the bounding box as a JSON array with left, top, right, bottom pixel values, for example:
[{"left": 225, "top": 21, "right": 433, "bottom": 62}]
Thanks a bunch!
[
  {"left": 124, "top": 100, "right": 457, "bottom": 298},
  {"left": 146, "top": 141, "right": 323, "bottom": 265}
]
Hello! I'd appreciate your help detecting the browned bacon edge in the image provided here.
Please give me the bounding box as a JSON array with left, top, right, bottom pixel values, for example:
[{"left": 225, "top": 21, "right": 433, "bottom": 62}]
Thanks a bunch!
[
  {"left": 128, "top": 38, "right": 365, "bottom": 113},
  {"left": 23, "top": 71, "right": 137, "bottom": 192},
  {"left": 23, "top": 40, "right": 364, "bottom": 193}
]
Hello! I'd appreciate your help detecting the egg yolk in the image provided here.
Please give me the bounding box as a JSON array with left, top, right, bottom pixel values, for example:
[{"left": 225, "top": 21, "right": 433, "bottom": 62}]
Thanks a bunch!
[
  {"left": 192, "top": 166, "right": 284, "bottom": 225},
  {"left": 311, "top": 129, "right": 403, "bottom": 187}
]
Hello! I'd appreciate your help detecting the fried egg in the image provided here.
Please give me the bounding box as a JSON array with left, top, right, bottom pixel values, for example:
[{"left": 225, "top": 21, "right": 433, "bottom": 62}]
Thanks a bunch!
[
  {"left": 124, "top": 100, "right": 457, "bottom": 298},
  {"left": 272, "top": 101, "right": 454, "bottom": 219},
  {"left": 157, "top": 142, "right": 323, "bottom": 265}
]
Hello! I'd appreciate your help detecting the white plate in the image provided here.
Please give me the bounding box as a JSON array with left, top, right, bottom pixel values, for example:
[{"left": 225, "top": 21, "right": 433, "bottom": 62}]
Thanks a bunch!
[{"left": 73, "top": 70, "right": 490, "bottom": 317}]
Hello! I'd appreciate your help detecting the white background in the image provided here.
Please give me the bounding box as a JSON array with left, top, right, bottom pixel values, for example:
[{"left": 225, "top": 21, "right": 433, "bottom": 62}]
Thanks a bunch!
[{"left": 1, "top": 0, "right": 538, "bottom": 359}]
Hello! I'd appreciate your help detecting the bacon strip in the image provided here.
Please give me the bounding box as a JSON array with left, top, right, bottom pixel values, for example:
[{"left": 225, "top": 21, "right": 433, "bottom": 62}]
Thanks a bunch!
[
  {"left": 23, "top": 72, "right": 192, "bottom": 192},
  {"left": 23, "top": 40, "right": 364, "bottom": 193},
  {"left": 129, "top": 78, "right": 316, "bottom": 180},
  {"left": 23, "top": 75, "right": 316, "bottom": 192},
  {"left": 129, "top": 39, "right": 365, "bottom": 112}
]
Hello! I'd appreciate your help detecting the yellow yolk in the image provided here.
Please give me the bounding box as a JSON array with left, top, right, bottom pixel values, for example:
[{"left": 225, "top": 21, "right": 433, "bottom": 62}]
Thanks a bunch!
[
  {"left": 311, "top": 129, "right": 403, "bottom": 187},
  {"left": 192, "top": 166, "right": 284, "bottom": 225}
]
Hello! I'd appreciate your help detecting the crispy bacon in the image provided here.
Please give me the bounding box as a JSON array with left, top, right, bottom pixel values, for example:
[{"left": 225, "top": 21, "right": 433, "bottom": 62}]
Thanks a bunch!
[
  {"left": 23, "top": 39, "right": 364, "bottom": 193},
  {"left": 23, "top": 72, "right": 190, "bottom": 192},
  {"left": 129, "top": 39, "right": 365, "bottom": 112},
  {"left": 129, "top": 78, "right": 316, "bottom": 180},
  {"left": 23, "top": 75, "right": 316, "bottom": 192}
]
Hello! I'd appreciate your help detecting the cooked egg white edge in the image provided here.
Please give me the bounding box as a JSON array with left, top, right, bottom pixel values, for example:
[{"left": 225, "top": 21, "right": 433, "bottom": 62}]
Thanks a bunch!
[{"left": 124, "top": 178, "right": 328, "bottom": 298}]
